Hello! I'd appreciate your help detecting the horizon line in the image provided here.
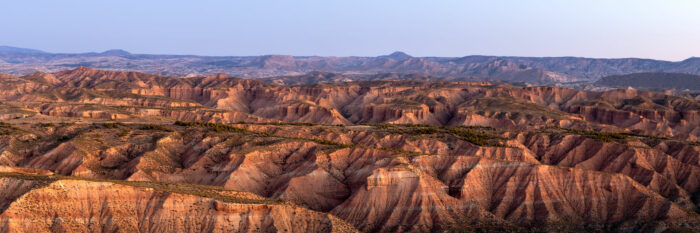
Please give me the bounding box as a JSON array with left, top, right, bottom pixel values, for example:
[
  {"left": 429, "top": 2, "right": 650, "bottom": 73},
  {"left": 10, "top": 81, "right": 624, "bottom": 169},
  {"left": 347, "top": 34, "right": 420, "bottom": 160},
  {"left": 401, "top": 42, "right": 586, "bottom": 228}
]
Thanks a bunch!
[{"left": 1, "top": 45, "right": 697, "bottom": 62}]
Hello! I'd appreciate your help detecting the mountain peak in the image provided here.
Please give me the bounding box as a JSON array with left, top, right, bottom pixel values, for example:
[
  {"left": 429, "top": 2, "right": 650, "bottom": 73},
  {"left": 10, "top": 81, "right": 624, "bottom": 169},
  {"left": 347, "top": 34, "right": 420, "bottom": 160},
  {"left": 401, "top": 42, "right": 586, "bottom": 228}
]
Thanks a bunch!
[
  {"left": 100, "top": 49, "right": 131, "bottom": 56},
  {"left": 380, "top": 51, "right": 412, "bottom": 60},
  {"left": 682, "top": 56, "right": 700, "bottom": 62}
]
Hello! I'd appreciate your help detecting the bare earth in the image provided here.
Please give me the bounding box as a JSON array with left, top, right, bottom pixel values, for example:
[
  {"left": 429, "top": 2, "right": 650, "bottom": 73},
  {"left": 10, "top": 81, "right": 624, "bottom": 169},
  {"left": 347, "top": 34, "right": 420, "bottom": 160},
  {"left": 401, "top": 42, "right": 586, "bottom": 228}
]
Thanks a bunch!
[{"left": 0, "top": 67, "right": 699, "bottom": 232}]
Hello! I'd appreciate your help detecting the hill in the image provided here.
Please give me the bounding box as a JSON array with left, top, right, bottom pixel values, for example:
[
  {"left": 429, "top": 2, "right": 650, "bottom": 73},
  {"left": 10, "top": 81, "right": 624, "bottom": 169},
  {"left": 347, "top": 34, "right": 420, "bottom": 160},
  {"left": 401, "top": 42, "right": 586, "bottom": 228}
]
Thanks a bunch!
[
  {"left": 596, "top": 72, "right": 700, "bottom": 91},
  {"left": 1, "top": 46, "right": 700, "bottom": 85},
  {"left": 0, "top": 45, "right": 46, "bottom": 54},
  {"left": 0, "top": 68, "right": 699, "bottom": 232}
]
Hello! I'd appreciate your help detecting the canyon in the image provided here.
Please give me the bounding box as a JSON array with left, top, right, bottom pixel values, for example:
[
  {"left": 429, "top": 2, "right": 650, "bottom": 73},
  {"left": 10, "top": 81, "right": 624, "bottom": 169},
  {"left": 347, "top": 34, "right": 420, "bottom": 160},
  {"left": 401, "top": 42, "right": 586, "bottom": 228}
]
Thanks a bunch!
[{"left": 0, "top": 67, "right": 699, "bottom": 232}]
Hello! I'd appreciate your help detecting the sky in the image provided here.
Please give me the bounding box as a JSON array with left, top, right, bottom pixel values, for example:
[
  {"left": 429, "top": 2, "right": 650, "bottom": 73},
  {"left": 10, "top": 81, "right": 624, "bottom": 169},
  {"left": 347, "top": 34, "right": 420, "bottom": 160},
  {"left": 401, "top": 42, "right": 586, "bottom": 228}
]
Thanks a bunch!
[{"left": 1, "top": 0, "right": 699, "bottom": 61}]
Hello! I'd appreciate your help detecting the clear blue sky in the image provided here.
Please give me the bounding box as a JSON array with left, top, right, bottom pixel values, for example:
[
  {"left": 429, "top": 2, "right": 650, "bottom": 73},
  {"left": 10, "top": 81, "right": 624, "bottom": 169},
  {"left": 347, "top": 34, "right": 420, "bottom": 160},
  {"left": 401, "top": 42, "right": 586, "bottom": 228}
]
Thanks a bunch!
[{"left": 1, "top": 0, "right": 698, "bottom": 60}]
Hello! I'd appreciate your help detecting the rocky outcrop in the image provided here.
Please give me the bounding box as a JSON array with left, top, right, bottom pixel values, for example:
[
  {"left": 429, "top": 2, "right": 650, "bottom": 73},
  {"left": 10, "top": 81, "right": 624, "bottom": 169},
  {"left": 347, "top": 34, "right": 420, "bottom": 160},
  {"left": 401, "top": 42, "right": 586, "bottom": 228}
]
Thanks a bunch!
[
  {"left": 332, "top": 166, "right": 495, "bottom": 232},
  {"left": 1, "top": 123, "right": 698, "bottom": 232},
  {"left": 3, "top": 68, "right": 700, "bottom": 139},
  {"left": 0, "top": 173, "right": 357, "bottom": 233},
  {"left": 416, "top": 156, "right": 690, "bottom": 224},
  {"left": 1, "top": 68, "right": 700, "bottom": 231}
]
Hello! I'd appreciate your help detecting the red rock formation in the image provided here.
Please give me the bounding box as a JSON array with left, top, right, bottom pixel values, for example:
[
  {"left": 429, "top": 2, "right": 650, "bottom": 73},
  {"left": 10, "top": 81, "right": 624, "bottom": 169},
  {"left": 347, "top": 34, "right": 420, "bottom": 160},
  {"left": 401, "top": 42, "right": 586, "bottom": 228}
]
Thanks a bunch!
[
  {"left": 1, "top": 68, "right": 699, "bottom": 231},
  {"left": 0, "top": 173, "right": 357, "bottom": 233}
]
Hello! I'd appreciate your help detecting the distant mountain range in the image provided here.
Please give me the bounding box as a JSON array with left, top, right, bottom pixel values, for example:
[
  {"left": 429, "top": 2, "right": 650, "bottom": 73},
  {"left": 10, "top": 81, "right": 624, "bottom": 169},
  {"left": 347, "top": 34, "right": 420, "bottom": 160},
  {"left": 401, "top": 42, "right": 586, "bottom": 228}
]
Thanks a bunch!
[
  {"left": 1, "top": 45, "right": 699, "bottom": 84},
  {"left": 1, "top": 67, "right": 700, "bottom": 233},
  {"left": 0, "top": 45, "right": 46, "bottom": 54},
  {"left": 596, "top": 72, "right": 700, "bottom": 91}
]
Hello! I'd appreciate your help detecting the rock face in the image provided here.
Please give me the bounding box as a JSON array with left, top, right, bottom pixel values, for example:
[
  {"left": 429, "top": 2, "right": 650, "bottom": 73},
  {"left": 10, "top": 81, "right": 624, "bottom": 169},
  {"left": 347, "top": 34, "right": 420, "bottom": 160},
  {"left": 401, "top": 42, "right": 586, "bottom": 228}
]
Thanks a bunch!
[
  {"left": 2, "top": 68, "right": 698, "bottom": 139},
  {"left": 0, "top": 121, "right": 698, "bottom": 232},
  {"left": 0, "top": 68, "right": 700, "bottom": 232},
  {"left": 0, "top": 171, "right": 357, "bottom": 233}
]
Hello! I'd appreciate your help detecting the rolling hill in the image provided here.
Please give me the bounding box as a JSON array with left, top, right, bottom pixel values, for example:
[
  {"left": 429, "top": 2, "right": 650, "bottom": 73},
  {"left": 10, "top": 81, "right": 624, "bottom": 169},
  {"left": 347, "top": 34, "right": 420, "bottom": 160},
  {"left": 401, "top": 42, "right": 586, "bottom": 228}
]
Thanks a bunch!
[
  {"left": 2, "top": 46, "right": 700, "bottom": 85},
  {"left": 597, "top": 72, "right": 700, "bottom": 92}
]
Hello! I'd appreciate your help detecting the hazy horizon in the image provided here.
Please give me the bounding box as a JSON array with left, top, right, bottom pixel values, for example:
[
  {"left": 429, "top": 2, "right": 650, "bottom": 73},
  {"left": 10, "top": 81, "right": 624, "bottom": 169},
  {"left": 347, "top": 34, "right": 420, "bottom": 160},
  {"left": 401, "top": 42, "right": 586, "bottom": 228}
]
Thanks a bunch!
[
  {"left": 2, "top": 0, "right": 699, "bottom": 61},
  {"left": 3, "top": 45, "right": 699, "bottom": 62}
]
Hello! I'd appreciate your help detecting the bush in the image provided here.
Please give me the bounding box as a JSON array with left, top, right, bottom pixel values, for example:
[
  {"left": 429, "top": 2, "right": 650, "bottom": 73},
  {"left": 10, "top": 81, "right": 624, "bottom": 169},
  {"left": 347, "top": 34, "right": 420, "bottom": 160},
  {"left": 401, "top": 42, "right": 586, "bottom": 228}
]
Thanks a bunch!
[
  {"left": 139, "top": 124, "right": 173, "bottom": 132},
  {"left": 101, "top": 123, "right": 122, "bottom": 128},
  {"left": 559, "top": 128, "right": 628, "bottom": 142},
  {"left": 175, "top": 121, "right": 246, "bottom": 133},
  {"left": 37, "top": 123, "right": 56, "bottom": 127},
  {"left": 0, "top": 122, "right": 12, "bottom": 128},
  {"left": 445, "top": 126, "right": 506, "bottom": 147},
  {"left": 235, "top": 121, "right": 318, "bottom": 126},
  {"left": 57, "top": 135, "right": 71, "bottom": 142},
  {"left": 0, "top": 122, "right": 20, "bottom": 135},
  {"left": 366, "top": 123, "right": 506, "bottom": 147},
  {"left": 117, "top": 129, "right": 131, "bottom": 137},
  {"left": 0, "top": 129, "right": 10, "bottom": 135}
]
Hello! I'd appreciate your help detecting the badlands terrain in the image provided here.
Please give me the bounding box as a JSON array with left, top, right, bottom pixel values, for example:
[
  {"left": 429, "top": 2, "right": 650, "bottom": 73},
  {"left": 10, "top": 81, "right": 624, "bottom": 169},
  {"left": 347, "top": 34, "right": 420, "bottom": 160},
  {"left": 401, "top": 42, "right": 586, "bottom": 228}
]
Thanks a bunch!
[{"left": 0, "top": 67, "right": 699, "bottom": 232}]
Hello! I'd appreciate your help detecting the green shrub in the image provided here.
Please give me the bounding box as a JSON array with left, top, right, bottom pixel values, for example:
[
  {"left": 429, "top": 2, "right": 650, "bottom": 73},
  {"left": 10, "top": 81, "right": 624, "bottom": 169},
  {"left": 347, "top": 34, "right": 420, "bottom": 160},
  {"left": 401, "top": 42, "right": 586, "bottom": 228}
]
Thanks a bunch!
[
  {"left": 366, "top": 123, "right": 506, "bottom": 147},
  {"left": 0, "top": 129, "right": 11, "bottom": 135},
  {"left": 0, "top": 122, "right": 13, "bottom": 128},
  {"left": 117, "top": 129, "right": 131, "bottom": 138},
  {"left": 0, "top": 122, "right": 18, "bottom": 135},
  {"left": 445, "top": 126, "right": 506, "bottom": 147},
  {"left": 235, "top": 121, "right": 318, "bottom": 126},
  {"left": 57, "top": 135, "right": 71, "bottom": 142},
  {"left": 101, "top": 123, "right": 122, "bottom": 128},
  {"left": 558, "top": 128, "right": 628, "bottom": 142},
  {"left": 175, "top": 121, "right": 246, "bottom": 133},
  {"left": 139, "top": 124, "right": 173, "bottom": 132},
  {"left": 37, "top": 123, "right": 56, "bottom": 127}
]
